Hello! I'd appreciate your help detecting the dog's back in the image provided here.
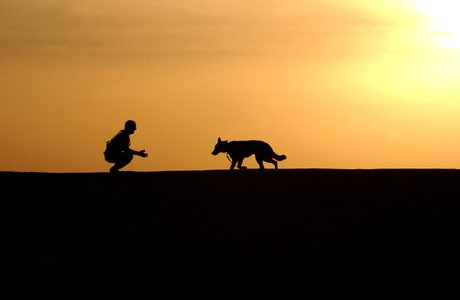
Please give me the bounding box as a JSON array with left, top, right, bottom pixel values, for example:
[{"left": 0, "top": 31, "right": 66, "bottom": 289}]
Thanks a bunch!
[{"left": 226, "top": 140, "right": 274, "bottom": 157}]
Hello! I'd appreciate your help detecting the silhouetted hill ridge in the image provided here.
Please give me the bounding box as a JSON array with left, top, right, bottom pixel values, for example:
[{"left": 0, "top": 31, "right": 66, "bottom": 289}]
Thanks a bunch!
[{"left": 5, "top": 169, "right": 460, "bottom": 283}]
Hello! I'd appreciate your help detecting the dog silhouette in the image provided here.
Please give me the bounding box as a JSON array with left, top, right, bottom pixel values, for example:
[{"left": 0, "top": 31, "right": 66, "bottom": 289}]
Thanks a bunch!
[{"left": 212, "top": 137, "right": 286, "bottom": 170}]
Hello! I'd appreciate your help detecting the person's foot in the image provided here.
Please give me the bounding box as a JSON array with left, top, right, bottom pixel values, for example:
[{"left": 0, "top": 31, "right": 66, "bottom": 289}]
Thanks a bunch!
[{"left": 109, "top": 166, "right": 119, "bottom": 173}]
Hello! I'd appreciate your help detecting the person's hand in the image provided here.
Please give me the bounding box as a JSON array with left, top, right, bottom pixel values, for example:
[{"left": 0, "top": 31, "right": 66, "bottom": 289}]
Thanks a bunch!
[{"left": 139, "top": 150, "right": 148, "bottom": 158}]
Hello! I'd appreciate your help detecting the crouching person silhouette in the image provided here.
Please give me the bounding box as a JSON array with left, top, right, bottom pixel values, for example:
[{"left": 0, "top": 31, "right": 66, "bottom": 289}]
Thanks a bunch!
[{"left": 104, "top": 120, "right": 148, "bottom": 173}]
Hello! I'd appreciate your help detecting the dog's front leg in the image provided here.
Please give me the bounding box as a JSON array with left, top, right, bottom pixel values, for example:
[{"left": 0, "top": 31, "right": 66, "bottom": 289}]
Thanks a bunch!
[
  {"left": 237, "top": 159, "right": 247, "bottom": 170},
  {"left": 230, "top": 160, "right": 237, "bottom": 170}
]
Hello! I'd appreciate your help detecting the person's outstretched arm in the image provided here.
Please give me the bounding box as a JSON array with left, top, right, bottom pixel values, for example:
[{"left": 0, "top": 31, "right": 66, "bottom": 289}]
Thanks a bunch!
[{"left": 131, "top": 149, "right": 148, "bottom": 157}]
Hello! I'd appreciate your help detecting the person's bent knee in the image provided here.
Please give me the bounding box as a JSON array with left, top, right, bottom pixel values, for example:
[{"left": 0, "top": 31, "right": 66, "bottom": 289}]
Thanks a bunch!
[
  {"left": 120, "top": 153, "right": 133, "bottom": 165},
  {"left": 113, "top": 153, "right": 133, "bottom": 169}
]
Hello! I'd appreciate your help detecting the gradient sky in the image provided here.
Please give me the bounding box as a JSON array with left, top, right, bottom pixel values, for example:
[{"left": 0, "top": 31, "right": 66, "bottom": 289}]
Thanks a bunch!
[{"left": 1, "top": 0, "right": 460, "bottom": 172}]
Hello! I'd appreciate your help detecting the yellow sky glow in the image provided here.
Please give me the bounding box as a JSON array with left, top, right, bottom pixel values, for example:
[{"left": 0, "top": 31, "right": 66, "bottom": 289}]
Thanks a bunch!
[
  {"left": 411, "top": 0, "right": 460, "bottom": 50},
  {"left": 1, "top": 0, "right": 460, "bottom": 172}
]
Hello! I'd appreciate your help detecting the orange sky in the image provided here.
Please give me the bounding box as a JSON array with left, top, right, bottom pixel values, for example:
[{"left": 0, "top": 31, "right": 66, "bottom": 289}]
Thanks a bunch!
[{"left": 1, "top": 0, "right": 460, "bottom": 172}]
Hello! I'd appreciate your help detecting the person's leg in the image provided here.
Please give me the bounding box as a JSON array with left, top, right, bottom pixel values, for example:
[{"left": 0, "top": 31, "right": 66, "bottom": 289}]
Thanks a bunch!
[{"left": 110, "top": 153, "right": 133, "bottom": 173}]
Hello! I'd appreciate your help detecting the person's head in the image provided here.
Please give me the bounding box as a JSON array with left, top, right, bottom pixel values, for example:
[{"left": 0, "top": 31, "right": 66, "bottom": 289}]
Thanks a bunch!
[{"left": 124, "top": 120, "right": 137, "bottom": 134}]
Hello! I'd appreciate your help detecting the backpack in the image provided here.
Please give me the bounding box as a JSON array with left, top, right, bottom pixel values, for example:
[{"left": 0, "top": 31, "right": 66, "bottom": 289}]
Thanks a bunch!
[
  {"left": 103, "top": 140, "right": 116, "bottom": 163},
  {"left": 103, "top": 134, "right": 121, "bottom": 163}
]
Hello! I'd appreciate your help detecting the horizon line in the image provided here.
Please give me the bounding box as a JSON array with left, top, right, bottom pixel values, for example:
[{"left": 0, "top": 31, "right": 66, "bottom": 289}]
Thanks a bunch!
[{"left": 1, "top": 167, "right": 460, "bottom": 174}]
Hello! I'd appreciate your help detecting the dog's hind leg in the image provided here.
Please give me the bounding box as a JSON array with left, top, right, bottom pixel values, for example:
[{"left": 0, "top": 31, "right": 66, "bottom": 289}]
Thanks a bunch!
[
  {"left": 256, "top": 156, "right": 265, "bottom": 169},
  {"left": 266, "top": 158, "right": 278, "bottom": 169}
]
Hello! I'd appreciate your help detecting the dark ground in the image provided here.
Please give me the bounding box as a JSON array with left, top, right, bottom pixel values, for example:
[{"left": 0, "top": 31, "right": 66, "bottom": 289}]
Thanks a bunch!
[{"left": 5, "top": 169, "right": 460, "bottom": 285}]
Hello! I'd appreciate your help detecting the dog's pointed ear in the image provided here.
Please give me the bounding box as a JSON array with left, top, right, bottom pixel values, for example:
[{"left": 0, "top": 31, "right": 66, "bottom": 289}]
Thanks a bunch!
[{"left": 218, "top": 137, "right": 222, "bottom": 143}]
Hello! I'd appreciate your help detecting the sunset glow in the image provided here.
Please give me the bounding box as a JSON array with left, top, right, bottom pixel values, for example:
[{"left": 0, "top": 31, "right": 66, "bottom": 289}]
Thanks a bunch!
[
  {"left": 412, "top": 0, "right": 460, "bottom": 50},
  {"left": 1, "top": 0, "right": 460, "bottom": 172}
]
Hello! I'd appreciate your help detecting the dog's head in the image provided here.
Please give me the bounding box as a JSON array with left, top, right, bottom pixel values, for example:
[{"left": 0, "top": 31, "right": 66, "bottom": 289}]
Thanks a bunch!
[{"left": 212, "top": 137, "right": 228, "bottom": 155}]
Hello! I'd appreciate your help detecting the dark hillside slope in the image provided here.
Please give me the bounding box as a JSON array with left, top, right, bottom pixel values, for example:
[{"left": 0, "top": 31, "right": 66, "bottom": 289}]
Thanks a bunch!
[{"left": 5, "top": 169, "right": 460, "bottom": 282}]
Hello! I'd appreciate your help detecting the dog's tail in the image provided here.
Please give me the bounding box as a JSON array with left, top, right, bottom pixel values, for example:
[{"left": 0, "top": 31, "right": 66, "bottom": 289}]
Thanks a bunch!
[{"left": 274, "top": 154, "right": 287, "bottom": 161}]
